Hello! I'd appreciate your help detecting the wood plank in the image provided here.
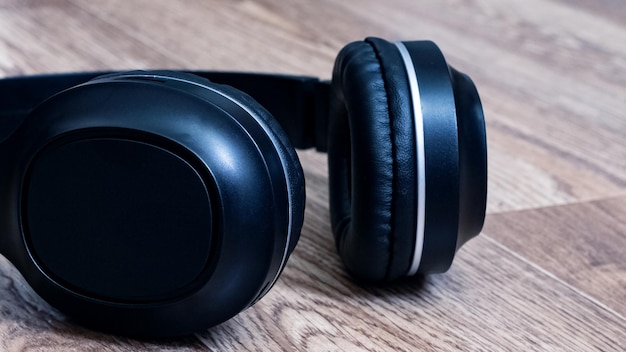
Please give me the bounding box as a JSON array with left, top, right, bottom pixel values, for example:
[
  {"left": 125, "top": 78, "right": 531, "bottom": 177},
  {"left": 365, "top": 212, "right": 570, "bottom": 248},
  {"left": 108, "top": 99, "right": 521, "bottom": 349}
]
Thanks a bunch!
[
  {"left": 0, "top": 256, "right": 209, "bottom": 351},
  {"left": 313, "top": 0, "right": 626, "bottom": 212},
  {"left": 68, "top": 0, "right": 626, "bottom": 213},
  {"left": 194, "top": 153, "right": 626, "bottom": 351},
  {"left": 0, "top": 0, "right": 625, "bottom": 350},
  {"left": 0, "top": 0, "right": 180, "bottom": 76},
  {"left": 69, "top": 0, "right": 339, "bottom": 75},
  {"left": 198, "top": 236, "right": 626, "bottom": 351},
  {"left": 550, "top": 0, "right": 626, "bottom": 26},
  {"left": 484, "top": 196, "right": 626, "bottom": 316}
]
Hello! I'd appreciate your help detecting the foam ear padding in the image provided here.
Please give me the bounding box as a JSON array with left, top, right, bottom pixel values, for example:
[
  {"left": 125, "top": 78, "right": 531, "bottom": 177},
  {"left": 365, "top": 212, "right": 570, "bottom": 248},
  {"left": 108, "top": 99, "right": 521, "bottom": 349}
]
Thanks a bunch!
[{"left": 327, "top": 38, "right": 418, "bottom": 282}]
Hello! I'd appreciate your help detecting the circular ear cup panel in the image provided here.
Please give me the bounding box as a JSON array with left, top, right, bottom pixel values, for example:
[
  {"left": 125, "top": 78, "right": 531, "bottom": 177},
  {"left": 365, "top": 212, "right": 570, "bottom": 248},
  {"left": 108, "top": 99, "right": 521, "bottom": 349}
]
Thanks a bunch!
[
  {"left": 107, "top": 71, "right": 306, "bottom": 301},
  {"left": 327, "top": 38, "right": 418, "bottom": 282},
  {"left": 96, "top": 71, "right": 306, "bottom": 262},
  {"left": 14, "top": 70, "right": 306, "bottom": 335}
]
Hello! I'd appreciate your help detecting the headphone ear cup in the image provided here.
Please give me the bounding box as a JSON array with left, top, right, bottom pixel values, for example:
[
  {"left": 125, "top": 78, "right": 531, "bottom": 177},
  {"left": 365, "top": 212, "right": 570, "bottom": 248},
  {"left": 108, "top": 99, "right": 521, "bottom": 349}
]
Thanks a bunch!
[
  {"left": 327, "top": 38, "right": 418, "bottom": 282},
  {"left": 15, "top": 70, "right": 306, "bottom": 334},
  {"left": 327, "top": 38, "right": 487, "bottom": 282},
  {"left": 95, "top": 71, "right": 306, "bottom": 256}
]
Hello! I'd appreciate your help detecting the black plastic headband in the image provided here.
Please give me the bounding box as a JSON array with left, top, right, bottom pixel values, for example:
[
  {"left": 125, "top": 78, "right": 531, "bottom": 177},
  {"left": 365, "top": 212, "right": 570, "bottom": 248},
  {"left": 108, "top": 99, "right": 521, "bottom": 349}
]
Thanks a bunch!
[{"left": 0, "top": 71, "right": 330, "bottom": 150}]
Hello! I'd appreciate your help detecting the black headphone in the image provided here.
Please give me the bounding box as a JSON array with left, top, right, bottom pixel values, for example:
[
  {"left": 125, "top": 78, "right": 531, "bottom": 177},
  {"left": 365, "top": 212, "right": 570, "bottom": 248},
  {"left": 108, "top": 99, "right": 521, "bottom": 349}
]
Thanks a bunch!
[{"left": 0, "top": 38, "right": 486, "bottom": 336}]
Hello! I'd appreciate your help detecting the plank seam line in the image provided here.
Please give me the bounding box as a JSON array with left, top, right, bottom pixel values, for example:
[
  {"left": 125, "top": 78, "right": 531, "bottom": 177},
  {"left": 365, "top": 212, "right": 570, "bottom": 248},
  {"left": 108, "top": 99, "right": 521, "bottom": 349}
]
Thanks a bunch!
[
  {"left": 483, "top": 234, "right": 626, "bottom": 324},
  {"left": 487, "top": 193, "right": 626, "bottom": 216}
]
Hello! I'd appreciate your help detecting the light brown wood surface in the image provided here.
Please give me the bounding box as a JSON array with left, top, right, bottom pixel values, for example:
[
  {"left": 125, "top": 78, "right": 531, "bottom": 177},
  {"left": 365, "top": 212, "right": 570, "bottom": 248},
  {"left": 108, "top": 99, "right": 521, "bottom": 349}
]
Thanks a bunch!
[{"left": 1, "top": 0, "right": 625, "bottom": 351}]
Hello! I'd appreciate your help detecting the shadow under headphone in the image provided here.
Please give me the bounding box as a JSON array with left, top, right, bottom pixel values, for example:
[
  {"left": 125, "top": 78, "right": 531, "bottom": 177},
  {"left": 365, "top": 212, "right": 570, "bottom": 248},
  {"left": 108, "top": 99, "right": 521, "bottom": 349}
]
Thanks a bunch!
[{"left": 0, "top": 38, "right": 486, "bottom": 336}]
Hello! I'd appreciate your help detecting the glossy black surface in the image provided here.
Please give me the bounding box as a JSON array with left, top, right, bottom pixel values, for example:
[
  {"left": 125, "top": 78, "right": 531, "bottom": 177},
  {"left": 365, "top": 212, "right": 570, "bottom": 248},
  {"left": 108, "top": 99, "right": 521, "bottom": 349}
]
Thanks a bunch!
[
  {"left": 26, "top": 137, "right": 214, "bottom": 302},
  {"left": 0, "top": 72, "right": 301, "bottom": 336}
]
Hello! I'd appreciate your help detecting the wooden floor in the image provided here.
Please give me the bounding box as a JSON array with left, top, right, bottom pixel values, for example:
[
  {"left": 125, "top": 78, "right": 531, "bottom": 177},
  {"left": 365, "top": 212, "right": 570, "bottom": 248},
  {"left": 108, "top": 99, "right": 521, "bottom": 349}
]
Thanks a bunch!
[{"left": 1, "top": 0, "right": 625, "bottom": 350}]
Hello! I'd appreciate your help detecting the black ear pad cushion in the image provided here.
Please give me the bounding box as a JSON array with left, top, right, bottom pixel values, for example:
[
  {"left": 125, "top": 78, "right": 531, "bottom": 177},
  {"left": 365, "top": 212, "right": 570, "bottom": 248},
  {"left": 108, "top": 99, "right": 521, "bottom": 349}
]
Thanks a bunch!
[
  {"left": 91, "top": 70, "right": 305, "bottom": 257},
  {"left": 327, "top": 38, "right": 417, "bottom": 282}
]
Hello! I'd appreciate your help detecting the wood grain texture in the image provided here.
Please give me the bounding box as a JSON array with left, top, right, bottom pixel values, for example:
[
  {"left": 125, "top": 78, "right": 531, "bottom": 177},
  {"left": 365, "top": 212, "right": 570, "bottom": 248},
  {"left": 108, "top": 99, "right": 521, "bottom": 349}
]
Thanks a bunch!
[
  {"left": 0, "top": 255, "right": 209, "bottom": 351},
  {"left": 484, "top": 196, "right": 626, "bottom": 317},
  {"left": 1, "top": 0, "right": 625, "bottom": 350}
]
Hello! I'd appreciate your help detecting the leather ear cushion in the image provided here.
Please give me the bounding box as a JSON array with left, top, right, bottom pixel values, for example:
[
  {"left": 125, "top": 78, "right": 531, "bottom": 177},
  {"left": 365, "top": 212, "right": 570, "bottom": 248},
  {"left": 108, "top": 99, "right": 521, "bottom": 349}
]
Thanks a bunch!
[{"left": 327, "top": 38, "right": 417, "bottom": 282}]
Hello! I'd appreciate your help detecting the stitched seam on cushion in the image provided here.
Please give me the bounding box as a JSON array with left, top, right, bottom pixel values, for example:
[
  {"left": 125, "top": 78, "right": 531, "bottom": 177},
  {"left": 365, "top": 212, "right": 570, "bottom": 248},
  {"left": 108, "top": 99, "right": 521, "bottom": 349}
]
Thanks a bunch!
[{"left": 365, "top": 40, "right": 396, "bottom": 280}]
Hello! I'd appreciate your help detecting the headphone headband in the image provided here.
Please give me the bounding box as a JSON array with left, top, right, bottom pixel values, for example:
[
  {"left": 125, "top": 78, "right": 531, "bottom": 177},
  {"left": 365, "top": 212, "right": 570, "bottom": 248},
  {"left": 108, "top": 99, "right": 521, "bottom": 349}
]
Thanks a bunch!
[{"left": 0, "top": 71, "right": 331, "bottom": 150}]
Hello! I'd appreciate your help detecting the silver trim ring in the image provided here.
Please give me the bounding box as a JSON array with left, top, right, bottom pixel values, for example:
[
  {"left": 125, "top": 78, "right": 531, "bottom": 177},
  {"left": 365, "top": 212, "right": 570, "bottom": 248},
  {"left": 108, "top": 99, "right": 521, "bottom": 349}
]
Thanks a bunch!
[{"left": 394, "top": 42, "right": 426, "bottom": 276}]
